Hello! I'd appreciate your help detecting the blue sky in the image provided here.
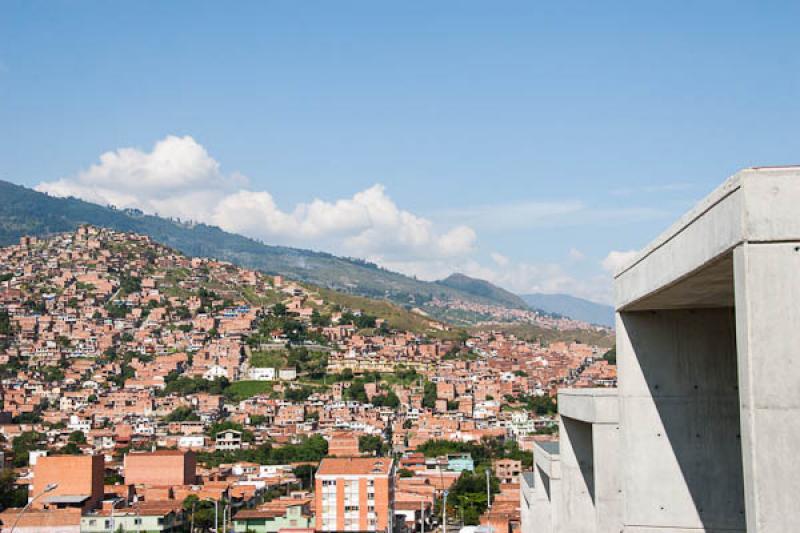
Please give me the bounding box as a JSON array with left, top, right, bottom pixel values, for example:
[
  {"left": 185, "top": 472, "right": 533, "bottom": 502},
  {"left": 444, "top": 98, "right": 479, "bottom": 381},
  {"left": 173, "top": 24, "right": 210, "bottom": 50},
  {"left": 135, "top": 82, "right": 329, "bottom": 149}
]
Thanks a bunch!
[{"left": 2, "top": 1, "right": 799, "bottom": 303}]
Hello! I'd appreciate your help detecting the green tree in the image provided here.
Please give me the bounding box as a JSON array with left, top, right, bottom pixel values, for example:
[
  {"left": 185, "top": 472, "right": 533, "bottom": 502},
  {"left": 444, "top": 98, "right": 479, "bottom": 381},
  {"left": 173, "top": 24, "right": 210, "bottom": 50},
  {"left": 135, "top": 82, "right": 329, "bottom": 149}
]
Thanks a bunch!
[
  {"left": 0, "top": 470, "right": 27, "bottom": 508},
  {"left": 11, "top": 431, "right": 43, "bottom": 467},
  {"left": 68, "top": 430, "right": 87, "bottom": 444},
  {"left": 293, "top": 464, "right": 316, "bottom": 490},
  {"left": 345, "top": 380, "right": 369, "bottom": 403},
  {"left": 371, "top": 390, "right": 400, "bottom": 408},
  {"left": 0, "top": 310, "right": 12, "bottom": 336},
  {"left": 164, "top": 406, "right": 200, "bottom": 422},
  {"left": 358, "top": 435, "right": 386, "bottom": 456},
  {"left": 422, "top": 382, "right": 437, "bottom": 409}
]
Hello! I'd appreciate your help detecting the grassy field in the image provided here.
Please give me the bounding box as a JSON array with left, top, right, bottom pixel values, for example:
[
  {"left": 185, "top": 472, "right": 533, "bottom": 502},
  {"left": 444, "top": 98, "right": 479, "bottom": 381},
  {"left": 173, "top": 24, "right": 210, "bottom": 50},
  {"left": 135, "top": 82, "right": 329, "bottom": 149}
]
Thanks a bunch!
[
  {"left": 315, "top": 287, "right": 462, "bottom": 340},
  {"left": 250, "top": 350, "right": 287, "bottom": 368},
  {"left": 471, "top": 323, "right": 615, "bottom": 349},
  {"left": 226, "top": 380, "right": 275, "bottom": 401}
]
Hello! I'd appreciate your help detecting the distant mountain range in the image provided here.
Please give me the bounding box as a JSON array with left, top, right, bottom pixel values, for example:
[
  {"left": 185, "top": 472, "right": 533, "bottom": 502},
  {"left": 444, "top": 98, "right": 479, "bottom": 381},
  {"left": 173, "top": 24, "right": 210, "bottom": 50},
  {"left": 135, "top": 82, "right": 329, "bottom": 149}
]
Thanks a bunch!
[
  {"left": 521, "top": 293, "right": 615, "bottom": 327},
  {"left": 436, "top": 273, "right": 529, "bottom": 310},
  {"left": 0, "top": 180, "right": 534, "bottom": 323},
  {"left": 0, "top": 179, "right": 615, "bottom": 327}
]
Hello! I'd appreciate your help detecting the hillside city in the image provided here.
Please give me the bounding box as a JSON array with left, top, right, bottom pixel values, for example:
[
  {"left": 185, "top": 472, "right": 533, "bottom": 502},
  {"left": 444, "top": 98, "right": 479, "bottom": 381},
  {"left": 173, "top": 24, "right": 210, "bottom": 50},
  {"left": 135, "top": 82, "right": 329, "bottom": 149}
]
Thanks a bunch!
[{"left": 0, "top": 226, "right": 615, "bottom": 532}]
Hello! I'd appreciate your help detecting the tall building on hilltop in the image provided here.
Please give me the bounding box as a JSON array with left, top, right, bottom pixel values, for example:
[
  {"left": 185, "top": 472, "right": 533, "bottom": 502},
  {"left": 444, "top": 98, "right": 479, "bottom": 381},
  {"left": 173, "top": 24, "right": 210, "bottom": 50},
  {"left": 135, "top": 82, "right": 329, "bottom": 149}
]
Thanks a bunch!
[{"left": 315, "top": 457, "right": 395, "bottom": 533}]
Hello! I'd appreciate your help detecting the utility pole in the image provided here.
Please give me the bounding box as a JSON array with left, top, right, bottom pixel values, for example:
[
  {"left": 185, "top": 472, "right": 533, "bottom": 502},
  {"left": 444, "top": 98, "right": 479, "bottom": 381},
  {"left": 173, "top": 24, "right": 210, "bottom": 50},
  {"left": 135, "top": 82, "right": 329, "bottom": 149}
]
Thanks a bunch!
[
  {"left": 486, "top": 468, "right": 492, "bottom": 510},
  {"left": 442, "top": 490, "right": 448, "bottom": 533},
  {"left": 420, "top": 500, "right": 425, "bottom": 533}
]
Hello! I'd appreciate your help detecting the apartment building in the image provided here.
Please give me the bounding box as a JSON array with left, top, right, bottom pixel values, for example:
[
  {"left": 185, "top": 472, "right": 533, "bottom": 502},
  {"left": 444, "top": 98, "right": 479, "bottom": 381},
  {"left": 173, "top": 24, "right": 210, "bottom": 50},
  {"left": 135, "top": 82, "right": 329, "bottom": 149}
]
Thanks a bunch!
[
  {"left": 124, "top": 450, "right": 197, "bottom": 486},
  {"left": 315, "top": 457, "right": 395, "bottom": 532}
]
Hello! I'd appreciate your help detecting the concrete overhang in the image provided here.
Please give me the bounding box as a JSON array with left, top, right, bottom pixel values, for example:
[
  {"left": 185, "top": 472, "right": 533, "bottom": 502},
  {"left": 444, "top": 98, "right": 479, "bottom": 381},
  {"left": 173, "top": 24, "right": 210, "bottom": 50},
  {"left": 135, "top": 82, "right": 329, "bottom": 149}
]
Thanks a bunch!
[
  {"left": 533, "top": 440, "right": 560, "bottom": 480},
  {"left": 614, "top": 166, "right": 800, "bottom": 311},
  {"left": 557, "top": 388, "right": 618, "bottom": 424}
]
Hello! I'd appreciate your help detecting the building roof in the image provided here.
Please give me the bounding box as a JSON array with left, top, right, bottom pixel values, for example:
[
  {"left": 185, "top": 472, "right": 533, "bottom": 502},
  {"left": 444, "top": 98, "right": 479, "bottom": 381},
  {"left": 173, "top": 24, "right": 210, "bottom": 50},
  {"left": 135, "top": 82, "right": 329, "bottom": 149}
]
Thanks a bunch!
[
  {"left": 317, "top": 457, "right": 393, "bottom": 476},
  {"left": 43, "top": 494, "right": 90, "bottom": 504},
  {"left": 537, "top": 441, "right": 559, "bottom": 455}
]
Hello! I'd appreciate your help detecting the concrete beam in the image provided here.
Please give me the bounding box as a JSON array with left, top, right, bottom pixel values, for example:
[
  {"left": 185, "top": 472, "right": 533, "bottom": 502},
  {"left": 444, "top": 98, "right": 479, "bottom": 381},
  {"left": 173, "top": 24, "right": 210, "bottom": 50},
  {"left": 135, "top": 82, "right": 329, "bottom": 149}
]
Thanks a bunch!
[
  {"left": 615, "top": 166, "right": 800, "bottom": 311},
  {"left": 533, "top": 440, "right": 560, "bottom": 480},
  {"left": 558, "top": 388, "right": 619, "bottom": 424}
]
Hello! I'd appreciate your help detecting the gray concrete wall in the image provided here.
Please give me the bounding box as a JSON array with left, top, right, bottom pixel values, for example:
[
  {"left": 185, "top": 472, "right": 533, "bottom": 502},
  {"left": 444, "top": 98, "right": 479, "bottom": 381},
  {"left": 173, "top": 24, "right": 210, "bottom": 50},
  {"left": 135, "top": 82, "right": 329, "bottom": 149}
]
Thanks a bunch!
[
  {"left": 593, "top": 423, "right": 621, "bottom": 533},
  {"left": 559, "top": 417, "right": 595, "bottom": 533},
  {"left": 532, "top": 442, "right": 561, "bottom": 533},
  {"left": 618, "top": 308, "right": 745, "bottom": 532},
  {"left": 734, "top": 242, "right": 800, "bottom": 533},
  {"left": 520, "top": 473, "right": 535, "bottom": 533},
  {"left": 557, "top": 389, "right": 622, "bottom": 533},
  {"left": 532, "top": 463, "right": 554, "bottom": 533}
]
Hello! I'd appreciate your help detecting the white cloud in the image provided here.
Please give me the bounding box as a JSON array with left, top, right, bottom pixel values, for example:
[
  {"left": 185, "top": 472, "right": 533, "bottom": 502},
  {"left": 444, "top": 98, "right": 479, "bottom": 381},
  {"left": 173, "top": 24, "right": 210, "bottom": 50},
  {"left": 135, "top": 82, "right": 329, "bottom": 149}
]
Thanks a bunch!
[
  {"left": 36, "top": 135, "right": 475, "bottom": 260},
  {"left": 568, "top": 247, "right": 585, "bottom": 261},
  {"left": 378, "top": 256, "right": 614, "bottom": 305},
  {"left": 602, "top": 250, "right": 639, "bottom": 275},
  {"left": 490, "top": 252, "right": 510, "bottom": 266},
  {"left": 437, "top": 199, "right": 669, "bottom": 231}
]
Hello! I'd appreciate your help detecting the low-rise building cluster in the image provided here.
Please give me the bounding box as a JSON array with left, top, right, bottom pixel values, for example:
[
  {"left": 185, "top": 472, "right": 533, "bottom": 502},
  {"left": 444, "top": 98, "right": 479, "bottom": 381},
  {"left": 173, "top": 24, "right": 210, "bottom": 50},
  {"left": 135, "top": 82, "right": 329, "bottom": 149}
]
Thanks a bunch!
[{"left": 0, "top": 227, "right": 614, "bottom": 532}]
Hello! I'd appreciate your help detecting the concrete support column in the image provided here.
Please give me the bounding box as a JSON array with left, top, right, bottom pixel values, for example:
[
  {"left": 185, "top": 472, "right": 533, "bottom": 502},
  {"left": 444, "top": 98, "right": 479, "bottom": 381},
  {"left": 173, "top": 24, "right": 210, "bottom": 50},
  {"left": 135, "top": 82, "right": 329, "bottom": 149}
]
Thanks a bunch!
[
  {"left": 592, "top": 423, "right": 621, "bottom": 533},
  {"left": 559, "top": 418, "right": 595, "bottom": 533},
  {"left": 734, "top": 242, "right": 800, "bottom": 533},
  {"left": 532, "top": 464, "right": 554, "bottom": 533}
]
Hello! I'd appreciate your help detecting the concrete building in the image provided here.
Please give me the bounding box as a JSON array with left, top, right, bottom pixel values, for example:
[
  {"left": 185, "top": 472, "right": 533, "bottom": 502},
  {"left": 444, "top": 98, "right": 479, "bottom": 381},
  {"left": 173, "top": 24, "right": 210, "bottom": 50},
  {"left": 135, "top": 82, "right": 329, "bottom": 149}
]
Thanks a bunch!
[
  {"left": 216, "top": 429, "right": 243, "bottom": 450},
  {"left": 614, "top": 166, "right": 800, "bottom": 532},
  {"left": 493, "top": 458, "right": 522, "bottom": 485},
  {"left": 315, "top": 457, "right": 395, "bottom": 532},
  {"left": 521, "top": 167, "right": 800, "bottom": 533},
  {"left": 124, "top": 450, "right": 197, "bottom": 486}
]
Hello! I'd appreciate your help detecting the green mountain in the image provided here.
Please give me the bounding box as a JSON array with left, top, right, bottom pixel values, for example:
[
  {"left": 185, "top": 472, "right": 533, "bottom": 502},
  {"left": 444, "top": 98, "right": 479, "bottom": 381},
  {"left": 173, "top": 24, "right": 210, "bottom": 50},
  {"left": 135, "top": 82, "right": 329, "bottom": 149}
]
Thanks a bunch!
[
  {"left": 436, "top": 273, "right": 529, "bottom": 310},
  {"left": 521, "top": 293, "right": 615, "bottom": 327},
  {"left": 0, "top": 179, "right": 525, "bottom": 321}
]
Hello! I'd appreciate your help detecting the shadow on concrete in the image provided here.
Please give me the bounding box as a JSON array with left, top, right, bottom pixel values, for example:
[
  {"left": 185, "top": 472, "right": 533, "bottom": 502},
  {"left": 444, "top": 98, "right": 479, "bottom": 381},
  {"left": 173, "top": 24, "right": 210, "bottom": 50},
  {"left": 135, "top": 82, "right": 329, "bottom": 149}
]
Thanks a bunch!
[
  {"left": 621, "top": 308, "right": 746, "bottom": 531},
  {"left": 561, "top": 417, "right": 595, "bottom": 505}
]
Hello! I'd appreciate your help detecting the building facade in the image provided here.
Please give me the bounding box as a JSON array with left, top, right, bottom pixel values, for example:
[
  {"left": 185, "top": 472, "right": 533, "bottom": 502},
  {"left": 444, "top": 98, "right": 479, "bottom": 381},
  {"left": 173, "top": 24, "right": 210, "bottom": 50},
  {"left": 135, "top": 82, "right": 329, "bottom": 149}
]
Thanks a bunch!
[
  {"left": 315, "top": 457, "right": 395, "bottom": 532},
  {"left": 521, "top": 166, "right": 800, "bottom": 533}
]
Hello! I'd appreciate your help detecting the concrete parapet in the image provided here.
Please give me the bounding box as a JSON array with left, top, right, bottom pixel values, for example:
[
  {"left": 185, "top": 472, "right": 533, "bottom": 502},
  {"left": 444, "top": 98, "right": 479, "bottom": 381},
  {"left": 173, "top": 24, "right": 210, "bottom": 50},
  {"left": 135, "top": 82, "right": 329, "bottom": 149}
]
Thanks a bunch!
[
  {"left": 531, "top": 440, "right": 560, "bottom": 533},
  {"left": 558, "top": 388, "right": 622, "bottom": 533}
]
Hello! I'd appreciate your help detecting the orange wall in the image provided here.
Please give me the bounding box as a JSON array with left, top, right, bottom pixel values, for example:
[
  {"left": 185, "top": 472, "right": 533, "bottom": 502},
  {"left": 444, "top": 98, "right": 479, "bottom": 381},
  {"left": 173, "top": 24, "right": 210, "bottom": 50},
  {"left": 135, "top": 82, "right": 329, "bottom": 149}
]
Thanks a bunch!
[
  {"left": 124, "top": 452, "right": 196, "bottom": 486},
  {"left": 32, "top": 455, "right": 104, "bottom": 511}
]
